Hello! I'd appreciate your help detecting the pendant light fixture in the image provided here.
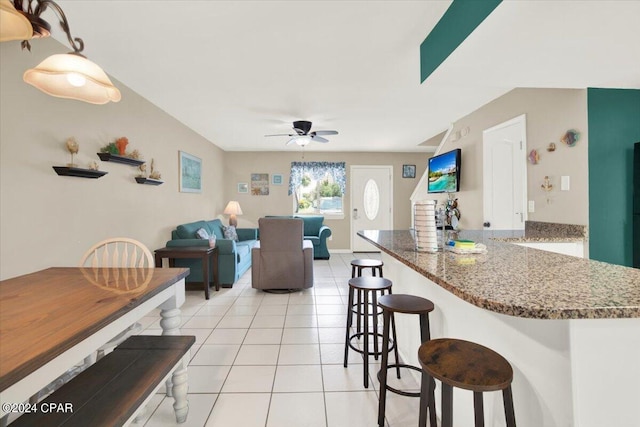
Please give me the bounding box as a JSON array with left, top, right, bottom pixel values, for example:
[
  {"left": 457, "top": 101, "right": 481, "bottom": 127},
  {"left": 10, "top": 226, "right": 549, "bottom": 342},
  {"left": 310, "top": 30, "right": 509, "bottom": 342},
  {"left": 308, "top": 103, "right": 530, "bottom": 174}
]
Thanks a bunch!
[{"left": 0, "top": 0, "right": 121, "bottom": 104}]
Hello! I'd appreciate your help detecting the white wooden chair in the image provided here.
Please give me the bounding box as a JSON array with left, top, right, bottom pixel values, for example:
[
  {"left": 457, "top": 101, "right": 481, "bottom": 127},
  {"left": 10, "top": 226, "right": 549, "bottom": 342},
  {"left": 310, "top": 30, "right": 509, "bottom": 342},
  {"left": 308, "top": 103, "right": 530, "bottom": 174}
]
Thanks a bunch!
[
  {"left": 24, "top": 238, "right": 154, "bottom": 409},
  {"left": 79, "top": 237, "right": 154, "bottom": 360}
]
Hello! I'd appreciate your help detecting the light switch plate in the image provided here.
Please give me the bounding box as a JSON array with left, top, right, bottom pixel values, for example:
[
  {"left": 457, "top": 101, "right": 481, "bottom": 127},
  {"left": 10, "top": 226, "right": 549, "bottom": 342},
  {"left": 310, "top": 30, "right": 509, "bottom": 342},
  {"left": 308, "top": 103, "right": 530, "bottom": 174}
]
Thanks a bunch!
[
  {"left": 561, "top": 176, "right": 570, "bottom": 191},
  {"left": 528, "top": 200, "right": 535, "bottom": 213}
]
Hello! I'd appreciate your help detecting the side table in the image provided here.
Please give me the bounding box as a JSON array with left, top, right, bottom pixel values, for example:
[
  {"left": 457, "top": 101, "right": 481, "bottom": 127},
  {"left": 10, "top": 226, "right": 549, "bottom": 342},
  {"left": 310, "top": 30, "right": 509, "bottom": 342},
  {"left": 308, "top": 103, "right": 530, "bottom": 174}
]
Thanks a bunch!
[{"left": 155, "top": 246, "right": 219, "bottom": 299}]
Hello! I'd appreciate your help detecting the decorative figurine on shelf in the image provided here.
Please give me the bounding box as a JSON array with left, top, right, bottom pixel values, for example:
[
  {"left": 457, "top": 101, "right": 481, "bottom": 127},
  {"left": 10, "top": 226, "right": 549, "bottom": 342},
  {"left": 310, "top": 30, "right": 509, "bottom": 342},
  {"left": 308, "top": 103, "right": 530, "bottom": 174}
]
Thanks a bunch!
[
  {"left": 115, "top": 137, "right": 129, "bottom": 155},
  {"left": 88, "top": 161, "right": 100, "bottom": 171},
  {"left": 137, "top": 163, "right": 147, "bottom": 178},
  {"left": 100, "top": 142, "right": 119, "bottom": 154},
  {"left": 541, "top": 175, "right": 553, "bottom": 204},
  {"left": 65, "top": 137, "right": 79, "bottom": 167},
  {"left": 149, "top": 158, "right": 162, "bottom": 180}
]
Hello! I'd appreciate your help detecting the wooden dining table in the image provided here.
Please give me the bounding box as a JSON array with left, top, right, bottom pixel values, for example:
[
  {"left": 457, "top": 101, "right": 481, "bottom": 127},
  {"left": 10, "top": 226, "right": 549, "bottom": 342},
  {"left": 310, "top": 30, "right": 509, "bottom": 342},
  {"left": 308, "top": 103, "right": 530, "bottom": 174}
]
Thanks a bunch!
[{"left": 0, "top": 266, "right": 189, "bottom": 421}]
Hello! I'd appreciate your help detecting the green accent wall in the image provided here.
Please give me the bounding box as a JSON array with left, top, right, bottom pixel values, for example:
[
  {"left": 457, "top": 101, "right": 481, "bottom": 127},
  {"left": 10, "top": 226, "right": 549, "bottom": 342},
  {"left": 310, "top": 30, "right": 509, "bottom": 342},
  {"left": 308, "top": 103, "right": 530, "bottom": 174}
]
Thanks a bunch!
[
  {"left": 588, "top": 88, "right": 640, "bottom": 267},
  {"left": 420, "top": 0, "right": 502, "bottom": 83}
]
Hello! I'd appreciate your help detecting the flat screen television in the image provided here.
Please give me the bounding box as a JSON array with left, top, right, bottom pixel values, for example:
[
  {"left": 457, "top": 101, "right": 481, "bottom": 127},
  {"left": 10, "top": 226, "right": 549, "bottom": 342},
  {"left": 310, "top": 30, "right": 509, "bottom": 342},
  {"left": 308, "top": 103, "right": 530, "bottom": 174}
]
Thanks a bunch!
[{"left": 427, "top": 148, "right": 461, "bottom": 193}]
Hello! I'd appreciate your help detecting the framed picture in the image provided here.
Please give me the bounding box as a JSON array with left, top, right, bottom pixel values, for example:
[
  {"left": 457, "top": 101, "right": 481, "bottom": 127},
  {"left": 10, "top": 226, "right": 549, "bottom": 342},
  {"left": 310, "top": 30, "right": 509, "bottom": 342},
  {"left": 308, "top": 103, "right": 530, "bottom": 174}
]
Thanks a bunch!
[
  {"left": 402, "top": 164, "right": 416, "bottom": 179},
  {"left": 251, "top": 173, "right": 269, "bottom": 195},
  {"left": 237, "top": 183, "right": 248, "bottom": 193},
  {"left": 179, "top": 151, "right": 202, "bottom": 193},
  {"left": 272, "top": 174, "right": 283, "bottom": 185}
]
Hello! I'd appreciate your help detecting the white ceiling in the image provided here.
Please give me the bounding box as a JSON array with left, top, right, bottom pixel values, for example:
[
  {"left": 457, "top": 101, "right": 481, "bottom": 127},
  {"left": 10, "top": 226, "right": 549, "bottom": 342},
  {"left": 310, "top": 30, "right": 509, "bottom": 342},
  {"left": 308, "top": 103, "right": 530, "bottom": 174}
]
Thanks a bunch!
[{"left": 51, "top": 1, "right": 640, "bottom": 153}]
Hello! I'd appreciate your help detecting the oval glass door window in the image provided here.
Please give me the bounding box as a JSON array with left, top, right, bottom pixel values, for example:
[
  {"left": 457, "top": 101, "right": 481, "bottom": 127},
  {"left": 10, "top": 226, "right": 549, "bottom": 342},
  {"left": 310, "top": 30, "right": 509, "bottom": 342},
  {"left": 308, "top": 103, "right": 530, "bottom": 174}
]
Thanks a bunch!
[{"left": 363, "top": 179, "right": 380, "bottom": 220}]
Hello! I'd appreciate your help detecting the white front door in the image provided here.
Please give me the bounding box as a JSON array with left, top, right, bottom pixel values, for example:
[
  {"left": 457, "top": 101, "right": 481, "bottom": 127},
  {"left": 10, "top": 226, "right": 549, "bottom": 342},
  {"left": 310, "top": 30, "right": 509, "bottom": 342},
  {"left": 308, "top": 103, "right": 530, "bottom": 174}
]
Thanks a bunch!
[
  {"left": 351, "top": 166, "right": 393, "bottom": 251},
  {"left": 482, "top": 115, "right": 527, "bottom": 230}
]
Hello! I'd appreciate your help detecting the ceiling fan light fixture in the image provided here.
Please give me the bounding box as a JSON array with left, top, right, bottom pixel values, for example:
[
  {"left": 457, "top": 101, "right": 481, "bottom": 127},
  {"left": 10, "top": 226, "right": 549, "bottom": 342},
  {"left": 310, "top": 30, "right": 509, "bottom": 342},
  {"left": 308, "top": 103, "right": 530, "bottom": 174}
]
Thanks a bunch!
[
  {"left": 23, "top": 52, "right": 121, "bottom": 104},
  {"left": 295, "top": 136, "right": 312, "bottom": 146},
  {"left": 0, "top": 0, "right": 33, "bottom": 42}
]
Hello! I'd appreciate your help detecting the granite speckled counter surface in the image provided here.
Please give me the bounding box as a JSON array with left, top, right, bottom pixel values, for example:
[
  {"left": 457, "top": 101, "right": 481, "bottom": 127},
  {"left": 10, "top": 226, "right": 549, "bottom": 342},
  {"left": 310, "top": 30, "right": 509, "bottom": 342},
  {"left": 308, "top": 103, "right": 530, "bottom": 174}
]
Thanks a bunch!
[{"left": 357, "top": 229, "right": 640, "bottom": 319}]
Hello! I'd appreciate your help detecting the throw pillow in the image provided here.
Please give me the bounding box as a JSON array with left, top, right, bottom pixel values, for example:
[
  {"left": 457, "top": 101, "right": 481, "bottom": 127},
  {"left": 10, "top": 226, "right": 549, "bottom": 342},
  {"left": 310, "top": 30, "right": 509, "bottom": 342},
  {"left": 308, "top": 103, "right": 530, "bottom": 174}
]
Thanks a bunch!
[
  {"left": 195, "top": 227, "right": 209, "bottom": 240},
  {"left": 223, "top": 225, "right": 238, "bottom": 241}
]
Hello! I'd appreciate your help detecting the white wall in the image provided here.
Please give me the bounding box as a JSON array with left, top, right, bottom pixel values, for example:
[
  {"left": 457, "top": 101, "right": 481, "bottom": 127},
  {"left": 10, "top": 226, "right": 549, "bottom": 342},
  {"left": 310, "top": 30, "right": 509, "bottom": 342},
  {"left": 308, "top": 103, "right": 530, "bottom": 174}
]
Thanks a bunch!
[{"left": 0, "top": 38, "right": 226, "bottom": 279}]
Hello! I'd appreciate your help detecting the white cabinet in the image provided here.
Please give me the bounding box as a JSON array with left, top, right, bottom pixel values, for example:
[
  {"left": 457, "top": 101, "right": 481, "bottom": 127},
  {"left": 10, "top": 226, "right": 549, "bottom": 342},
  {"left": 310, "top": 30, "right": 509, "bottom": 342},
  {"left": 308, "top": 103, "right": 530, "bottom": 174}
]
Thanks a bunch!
[{"left": 515, "top": 241, "right": 585, "bottom": 258}]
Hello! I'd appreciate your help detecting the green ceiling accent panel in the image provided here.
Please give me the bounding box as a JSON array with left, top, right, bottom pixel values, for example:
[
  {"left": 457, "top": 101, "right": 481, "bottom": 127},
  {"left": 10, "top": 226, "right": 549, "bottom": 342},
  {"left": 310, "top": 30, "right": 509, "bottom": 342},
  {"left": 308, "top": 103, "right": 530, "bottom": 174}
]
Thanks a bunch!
[
  {"left": 420, "top": 0, "right": 502, "bottom": 83},
  {"left": 588, "top": 88, "right": 640, "bottom": 267}
]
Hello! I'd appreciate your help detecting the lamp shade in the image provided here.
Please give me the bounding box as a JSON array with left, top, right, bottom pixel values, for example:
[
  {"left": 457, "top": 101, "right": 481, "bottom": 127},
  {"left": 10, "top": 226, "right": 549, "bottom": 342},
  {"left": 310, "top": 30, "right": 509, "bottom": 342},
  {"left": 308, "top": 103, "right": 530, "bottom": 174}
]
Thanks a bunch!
[
  {"left": 0, "top": 0, "right": 33, "bottom": 42},
  {"left": 223, "top": 201, "right": 243, "bottom": 216},
  {"left": 23, "top": 53, "right": 121, "bottom": 104}
]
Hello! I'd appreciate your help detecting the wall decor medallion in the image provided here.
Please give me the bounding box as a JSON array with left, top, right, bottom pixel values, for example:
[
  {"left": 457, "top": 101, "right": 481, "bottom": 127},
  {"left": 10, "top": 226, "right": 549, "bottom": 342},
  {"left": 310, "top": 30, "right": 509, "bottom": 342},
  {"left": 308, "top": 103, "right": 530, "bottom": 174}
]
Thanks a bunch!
[
  {"left": 528, "top": 149, "right": 540, "bottom": 164},
  {"left": 561, "top": 129, "right": 580, "bottom": 147},
  {"left": 547, "top": 142, "right": 556, "bottom": 152}
]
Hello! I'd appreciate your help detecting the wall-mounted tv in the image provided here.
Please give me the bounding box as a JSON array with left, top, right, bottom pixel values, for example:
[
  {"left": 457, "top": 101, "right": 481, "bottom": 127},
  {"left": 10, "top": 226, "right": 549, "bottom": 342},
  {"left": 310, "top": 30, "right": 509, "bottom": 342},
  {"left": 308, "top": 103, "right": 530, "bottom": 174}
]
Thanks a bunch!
[{"left": 427, "top": 149, "right": 461, "bottom": 193}]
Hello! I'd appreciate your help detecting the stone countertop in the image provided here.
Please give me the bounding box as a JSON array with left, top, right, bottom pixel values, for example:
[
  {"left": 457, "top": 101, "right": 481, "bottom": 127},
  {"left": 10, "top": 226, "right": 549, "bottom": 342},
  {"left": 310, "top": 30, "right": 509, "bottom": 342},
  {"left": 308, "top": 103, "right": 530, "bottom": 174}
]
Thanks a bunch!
[{"left": 357, "top": 230, "right": 640, "bottom": 320}]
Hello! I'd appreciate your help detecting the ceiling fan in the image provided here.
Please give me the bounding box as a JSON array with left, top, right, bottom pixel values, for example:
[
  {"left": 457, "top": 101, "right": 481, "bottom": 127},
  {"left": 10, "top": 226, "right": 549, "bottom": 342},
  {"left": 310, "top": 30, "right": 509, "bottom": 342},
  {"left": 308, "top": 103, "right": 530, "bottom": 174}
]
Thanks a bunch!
[{"left": 265, "top": 120, "right": 338, "bottom": 146}]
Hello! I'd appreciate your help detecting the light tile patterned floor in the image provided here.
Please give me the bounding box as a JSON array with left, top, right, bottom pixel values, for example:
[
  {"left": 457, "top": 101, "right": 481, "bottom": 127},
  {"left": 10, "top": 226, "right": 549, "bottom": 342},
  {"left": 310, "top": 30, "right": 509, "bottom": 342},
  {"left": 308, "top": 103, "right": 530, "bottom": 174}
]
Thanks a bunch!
[{"left": 138, "top": 253, "right": 423, "bottom": 427}]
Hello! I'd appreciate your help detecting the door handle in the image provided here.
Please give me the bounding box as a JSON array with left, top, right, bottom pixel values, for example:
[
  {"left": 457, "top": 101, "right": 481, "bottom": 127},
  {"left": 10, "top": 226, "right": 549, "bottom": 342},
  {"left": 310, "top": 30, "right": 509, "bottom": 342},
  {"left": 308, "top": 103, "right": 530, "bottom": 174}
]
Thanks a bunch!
[
  {"left": 353, "top": 208, "right": 359, "bottom": 220},
  {"left": 483, "top": 221, "right": 491, "bottom": 228},
  {"left": 515, "top": 212, "right": 523, "bottom": 222}
]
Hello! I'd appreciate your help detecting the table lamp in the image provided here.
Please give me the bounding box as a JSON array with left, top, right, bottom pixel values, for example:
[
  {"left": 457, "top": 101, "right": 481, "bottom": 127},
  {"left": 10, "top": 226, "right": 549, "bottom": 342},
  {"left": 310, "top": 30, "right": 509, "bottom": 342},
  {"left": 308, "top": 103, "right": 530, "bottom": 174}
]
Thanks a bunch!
[{"left": 223, "top": 201, "right": 243, "bottom": 227}]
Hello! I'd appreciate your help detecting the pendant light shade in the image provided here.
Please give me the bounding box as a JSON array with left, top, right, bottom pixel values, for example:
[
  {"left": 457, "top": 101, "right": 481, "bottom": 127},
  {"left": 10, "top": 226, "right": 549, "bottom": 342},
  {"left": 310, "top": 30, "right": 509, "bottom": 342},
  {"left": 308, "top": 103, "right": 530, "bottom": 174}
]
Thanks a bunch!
[
  {"left": 23, "top": 52, "right": 121, "bottom": 104},
  {"left": 0, "top": 0, "right": 33, "bottom": 42}
]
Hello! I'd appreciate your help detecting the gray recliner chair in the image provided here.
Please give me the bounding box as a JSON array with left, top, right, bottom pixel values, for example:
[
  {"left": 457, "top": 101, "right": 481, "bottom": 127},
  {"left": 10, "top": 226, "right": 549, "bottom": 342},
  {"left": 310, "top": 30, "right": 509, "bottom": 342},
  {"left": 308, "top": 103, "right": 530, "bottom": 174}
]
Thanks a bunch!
[{"left": 251, "top": 218, "right": 314, "bottom": 290}]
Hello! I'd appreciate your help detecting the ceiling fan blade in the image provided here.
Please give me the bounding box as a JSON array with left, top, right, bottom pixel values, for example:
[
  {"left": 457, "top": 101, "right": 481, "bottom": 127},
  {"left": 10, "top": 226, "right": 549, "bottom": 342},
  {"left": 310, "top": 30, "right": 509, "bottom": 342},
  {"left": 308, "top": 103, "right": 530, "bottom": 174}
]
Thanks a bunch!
[
  {"left": 311, "top": 130, "right": 338, "bottom": 136},
  {"left": 285, "top": 138, "right": 297, "bottom": 145},
  {"left": 311, "top": 135, "right": 329, "bottom": 143},
  {"left": 265, "top": 133, "right": 295, "bottom": 137}
]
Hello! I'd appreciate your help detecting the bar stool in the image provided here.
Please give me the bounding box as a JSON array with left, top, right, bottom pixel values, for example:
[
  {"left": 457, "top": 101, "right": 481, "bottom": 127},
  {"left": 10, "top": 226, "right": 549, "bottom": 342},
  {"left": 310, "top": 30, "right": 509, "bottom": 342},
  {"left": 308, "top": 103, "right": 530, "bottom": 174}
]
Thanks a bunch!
[
  {"left": 377, "top": 294, "right": 437, "bottom": 427},
  {"left": 418, "top": 338, "right": 516, "bottom": 427},
  {"left": 350, "top": 259, "right": 383, "bottom": 335},
  {"left": 343, "top": 276, "right": 392, "bottom": 388},
  {"left": 350, "top": 258, "right": 384, "bottom": 278}
]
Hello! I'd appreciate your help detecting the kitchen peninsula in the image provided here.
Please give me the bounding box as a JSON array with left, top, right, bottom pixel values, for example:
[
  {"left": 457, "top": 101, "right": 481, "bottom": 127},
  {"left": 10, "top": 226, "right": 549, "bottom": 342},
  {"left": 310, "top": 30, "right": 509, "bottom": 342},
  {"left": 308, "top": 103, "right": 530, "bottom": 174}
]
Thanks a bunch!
[{"left": 358, "top": 229, "right": 640, "bottom": 427}]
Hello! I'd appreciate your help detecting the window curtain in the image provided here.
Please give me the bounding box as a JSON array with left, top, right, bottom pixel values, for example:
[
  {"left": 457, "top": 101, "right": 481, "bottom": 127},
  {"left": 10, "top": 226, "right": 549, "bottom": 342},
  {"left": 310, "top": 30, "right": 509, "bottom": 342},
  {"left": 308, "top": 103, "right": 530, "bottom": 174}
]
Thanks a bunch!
[{"left": 288, "top": 162, "right": 346, "bottom": 196}]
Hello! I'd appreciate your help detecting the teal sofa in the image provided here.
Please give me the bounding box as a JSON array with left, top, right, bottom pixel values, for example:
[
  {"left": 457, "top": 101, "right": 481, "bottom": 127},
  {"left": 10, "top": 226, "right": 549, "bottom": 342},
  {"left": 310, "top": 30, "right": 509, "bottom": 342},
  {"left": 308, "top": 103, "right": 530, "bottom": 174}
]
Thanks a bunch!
[
  {"left": 166, "top": 219, "right": 257, "bottom": 287},
  {"left": 264, "top": 216, "right": 331, "bottom": 259}
]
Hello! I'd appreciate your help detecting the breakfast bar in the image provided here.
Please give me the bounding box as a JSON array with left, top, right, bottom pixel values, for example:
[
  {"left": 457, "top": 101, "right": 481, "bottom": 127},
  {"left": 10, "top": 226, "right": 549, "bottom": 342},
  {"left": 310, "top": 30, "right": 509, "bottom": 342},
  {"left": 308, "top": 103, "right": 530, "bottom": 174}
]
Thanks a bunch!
[{"left": 358, "top": 229, "right": 640, "bottom": 427}]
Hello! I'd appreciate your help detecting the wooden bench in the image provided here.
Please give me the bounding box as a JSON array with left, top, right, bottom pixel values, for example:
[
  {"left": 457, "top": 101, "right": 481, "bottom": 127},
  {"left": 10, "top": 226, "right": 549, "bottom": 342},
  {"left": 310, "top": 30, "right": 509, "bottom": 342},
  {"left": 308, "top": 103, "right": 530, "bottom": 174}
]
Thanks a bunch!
[{"left": 11, "top": 335, "right": 195, "bottom": 427}]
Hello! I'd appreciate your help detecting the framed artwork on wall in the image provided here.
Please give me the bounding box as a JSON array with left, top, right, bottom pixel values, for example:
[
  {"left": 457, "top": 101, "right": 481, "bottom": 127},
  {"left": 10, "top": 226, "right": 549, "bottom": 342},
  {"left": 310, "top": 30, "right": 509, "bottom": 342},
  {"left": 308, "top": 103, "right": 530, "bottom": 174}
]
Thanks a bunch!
[
  {"left": 179, "top": 151, "right": 202, "bottom": 193},
  {"left": 251, "top": 173, "right": 269, "bottom": 195},
  {"left": 272, "top": 174, "right": 283, "bottom": 185},
  {"left": 238, "top": 183, "right": 248, "bottom": 193},
  {"left": 402, "top": 164, "right": 416, "bottom": 179}
]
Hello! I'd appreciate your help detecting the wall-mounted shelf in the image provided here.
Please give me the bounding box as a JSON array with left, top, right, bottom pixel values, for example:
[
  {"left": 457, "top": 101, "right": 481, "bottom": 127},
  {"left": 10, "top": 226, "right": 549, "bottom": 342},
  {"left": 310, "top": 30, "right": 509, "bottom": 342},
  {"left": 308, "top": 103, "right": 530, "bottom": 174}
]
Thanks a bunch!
[
  {"left": 97, "top": 153, "right": 145, "bottom": 166},
  {"left": 53, "top": 166, "right": 108, "bottom": 179},
  {"left": 135, "top": 177, "right": 163, "bottom": 186}
]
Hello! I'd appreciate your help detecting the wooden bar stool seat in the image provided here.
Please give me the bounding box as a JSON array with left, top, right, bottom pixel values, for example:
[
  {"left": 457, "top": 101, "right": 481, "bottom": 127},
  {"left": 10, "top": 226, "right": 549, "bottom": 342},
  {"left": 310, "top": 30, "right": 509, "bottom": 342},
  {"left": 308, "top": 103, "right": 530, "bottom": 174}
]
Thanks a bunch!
[
  {"left": 350, "top": 258, "right": 383, "bottom": 278},
  {"left": 344, "top": 276, "right": 392, "bottom": 388},
  {"left": 418, "top": 338, "right": 516, "bottom": 427},
  {"left": 377, "top": 294, "right": 437, "bottom": 427}
]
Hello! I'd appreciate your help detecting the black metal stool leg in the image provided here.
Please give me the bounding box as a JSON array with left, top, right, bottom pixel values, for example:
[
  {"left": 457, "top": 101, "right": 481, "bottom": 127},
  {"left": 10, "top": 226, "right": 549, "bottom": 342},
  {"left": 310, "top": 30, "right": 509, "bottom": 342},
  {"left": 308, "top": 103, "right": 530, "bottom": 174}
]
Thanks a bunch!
[
  {"left": 372, "top": 290, "right": 379, "bottom": 360},
  {"left": 377, "top": 309, "right": 391, "bottom": 427},
  {"left": 418, "top": 371, "right": 435, "bottom": 427},
  {"left": 474, "top": 392, "right": 485, "bottom": 427},
  {"left": 344, "top": 287, "right": 354, "bottom": 368},
  {"left": 356, "top": 288, "right": 362, "bottom": 337},
  {"left": 503, "top": 386, "right": 516, "bottom": 427},
  {"left": 442, "top": 383, "right": 453, "bottom": 427},
  {"left": 363, "top": 289, "right": 370, "bottom": 388}
]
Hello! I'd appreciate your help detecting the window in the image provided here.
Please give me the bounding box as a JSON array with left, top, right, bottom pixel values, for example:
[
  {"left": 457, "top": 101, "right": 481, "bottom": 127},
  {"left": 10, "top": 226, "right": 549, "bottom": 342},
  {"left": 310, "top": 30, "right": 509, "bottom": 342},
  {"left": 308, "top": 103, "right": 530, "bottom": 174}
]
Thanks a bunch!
[{"left": 289, "top": 162, "right": 346, "bottom": 215}]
